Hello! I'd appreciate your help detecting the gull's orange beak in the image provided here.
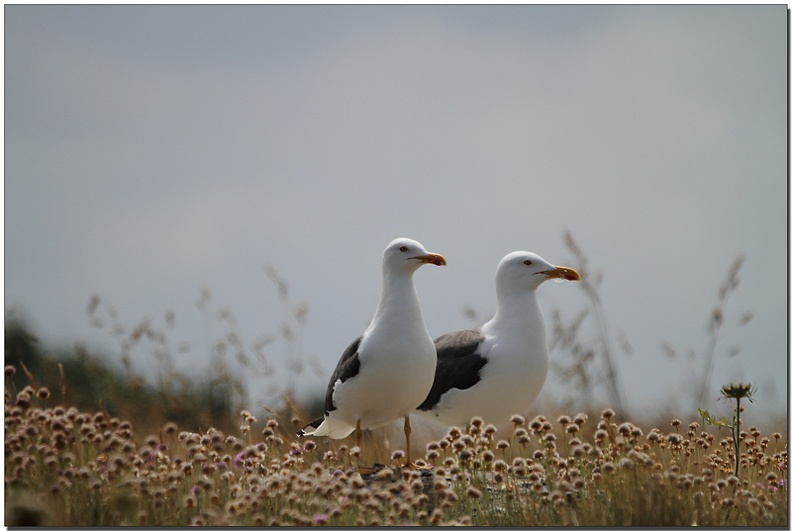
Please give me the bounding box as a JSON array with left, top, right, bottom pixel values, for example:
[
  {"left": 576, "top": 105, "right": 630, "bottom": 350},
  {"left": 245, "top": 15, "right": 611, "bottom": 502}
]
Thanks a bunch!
[
  {"left": 414, "top": 253, "right": 447, "bottom": 266},
  {"left": 543, "top": 265, "right": 580, "bottom": 281}
]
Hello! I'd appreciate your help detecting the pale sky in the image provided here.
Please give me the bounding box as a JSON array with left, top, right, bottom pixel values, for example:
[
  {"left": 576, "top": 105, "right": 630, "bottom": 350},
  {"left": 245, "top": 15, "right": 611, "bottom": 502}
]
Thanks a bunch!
[{"left": 5, "top": 5, "right": 788, "bottom": 421}]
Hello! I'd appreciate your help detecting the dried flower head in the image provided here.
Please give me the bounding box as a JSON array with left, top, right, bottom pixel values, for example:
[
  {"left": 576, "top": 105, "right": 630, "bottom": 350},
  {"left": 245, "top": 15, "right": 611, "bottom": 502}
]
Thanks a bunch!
[
  {"left": 667, "top": 433, "right": 683, "bottom": 445},
  {"left": 721, "top": 382, "right": 756, "bottom": 401},
  {"left": 465, "top": 486, "right": 482, "bottom": 500}
]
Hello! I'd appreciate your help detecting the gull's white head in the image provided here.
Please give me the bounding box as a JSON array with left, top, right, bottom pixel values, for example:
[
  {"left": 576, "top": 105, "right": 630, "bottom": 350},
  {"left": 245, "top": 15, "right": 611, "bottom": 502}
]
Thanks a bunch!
[
  {"left": 495, "top": 251, "right": 580, "bottom": 292},
  {"left": 383, "top": 237, "right": 447, "bottom": 274}
]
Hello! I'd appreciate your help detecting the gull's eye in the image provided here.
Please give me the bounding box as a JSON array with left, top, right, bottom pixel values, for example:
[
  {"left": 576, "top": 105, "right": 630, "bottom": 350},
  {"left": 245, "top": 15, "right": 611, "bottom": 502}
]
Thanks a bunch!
[
  {"left": 523, "top": 260, "right": 533, "bottom": 266},
  {"left": 399, "top": 245, "right": 409, "bottom": 253}
]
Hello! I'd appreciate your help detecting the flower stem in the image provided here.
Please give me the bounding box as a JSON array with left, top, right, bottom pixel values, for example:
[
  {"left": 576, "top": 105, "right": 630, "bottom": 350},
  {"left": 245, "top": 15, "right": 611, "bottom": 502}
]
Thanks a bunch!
[{"left": 733, "top": 396, "right": 741, "bottom": 479}]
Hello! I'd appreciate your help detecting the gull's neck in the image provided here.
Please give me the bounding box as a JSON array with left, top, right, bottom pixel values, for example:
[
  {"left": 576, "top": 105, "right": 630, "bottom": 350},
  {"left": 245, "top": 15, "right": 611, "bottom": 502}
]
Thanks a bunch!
[
  {"left": 369, "top": 268, "right": 425, "bottom": 332},
  {"left": 485, "top": 284, "right": 545, "bottom": 342}
]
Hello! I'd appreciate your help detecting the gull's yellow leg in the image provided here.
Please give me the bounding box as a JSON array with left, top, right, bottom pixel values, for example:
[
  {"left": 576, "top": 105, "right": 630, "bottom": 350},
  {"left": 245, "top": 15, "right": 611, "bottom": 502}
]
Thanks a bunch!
[{"left": 404, "top": 415, "right": 431, "bottom": 469}]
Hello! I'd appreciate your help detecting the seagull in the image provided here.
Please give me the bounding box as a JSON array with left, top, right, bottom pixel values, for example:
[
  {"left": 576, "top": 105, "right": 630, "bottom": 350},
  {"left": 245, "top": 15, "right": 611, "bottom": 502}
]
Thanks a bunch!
[
  {"left": 299, "top": 237, "right": 446, "bottom": 466},
  {"left": 416, "top": 251, "right": 580, "bottom": 427}
]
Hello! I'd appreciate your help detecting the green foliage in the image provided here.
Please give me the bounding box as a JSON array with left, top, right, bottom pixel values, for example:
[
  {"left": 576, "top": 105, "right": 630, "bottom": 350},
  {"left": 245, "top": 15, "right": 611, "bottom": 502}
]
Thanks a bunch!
[{"left": 699, "top": 409, "right": 731, "bottom": 429}]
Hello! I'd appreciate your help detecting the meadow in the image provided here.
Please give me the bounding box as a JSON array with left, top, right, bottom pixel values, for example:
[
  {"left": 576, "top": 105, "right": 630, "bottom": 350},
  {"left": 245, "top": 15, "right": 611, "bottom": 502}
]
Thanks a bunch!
[
  {"left": 4, "top": 365, "right": 788, "bottom": 526},
  {"left": 4, "top": 235, "right": 787, "bottom": 525}
]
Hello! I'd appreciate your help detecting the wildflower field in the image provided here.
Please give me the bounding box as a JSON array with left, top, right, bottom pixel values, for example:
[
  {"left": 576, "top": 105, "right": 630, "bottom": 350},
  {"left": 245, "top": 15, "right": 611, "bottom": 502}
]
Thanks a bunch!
[{"left": 5, "top": 364, "right": 787, "bottom": 526}]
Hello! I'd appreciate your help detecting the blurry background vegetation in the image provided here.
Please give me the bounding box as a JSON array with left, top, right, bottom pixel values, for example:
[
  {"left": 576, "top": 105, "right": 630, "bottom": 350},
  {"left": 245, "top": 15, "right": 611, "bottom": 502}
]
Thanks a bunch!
[{"left": 5, "top": 317, "right": 240, "bottom": 435}]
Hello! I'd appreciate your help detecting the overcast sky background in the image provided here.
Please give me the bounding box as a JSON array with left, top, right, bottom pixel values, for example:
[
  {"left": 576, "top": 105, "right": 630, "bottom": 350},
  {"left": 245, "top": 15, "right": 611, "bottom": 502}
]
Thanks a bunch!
[{"left": 5, "top": 5, "right": 788, "bottom": 422}]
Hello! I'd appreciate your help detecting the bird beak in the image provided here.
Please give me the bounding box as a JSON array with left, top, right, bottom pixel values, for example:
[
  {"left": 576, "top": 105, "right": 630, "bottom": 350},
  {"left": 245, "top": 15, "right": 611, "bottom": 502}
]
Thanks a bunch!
[
  {"left": 414, "top": 253, "right": 447, "bottom": 266},
  {"left": 542, "top": 265, "right": 580, "bottom": 281}
]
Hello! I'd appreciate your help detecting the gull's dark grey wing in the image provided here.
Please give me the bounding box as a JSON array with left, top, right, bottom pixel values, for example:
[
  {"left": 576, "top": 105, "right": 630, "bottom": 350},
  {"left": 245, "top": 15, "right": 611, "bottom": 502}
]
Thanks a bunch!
[
  {"left": 298, "top": 416, "right": 324, "bottom": 435},
  {"left": 324, "top": 336, "right": 362, "bottom": 414},
  {"left": 417, "top": 329, "right": 487, "bottom": 412},
  {"left": 298, "top": 336, "right": 363, "bottom": 437}
]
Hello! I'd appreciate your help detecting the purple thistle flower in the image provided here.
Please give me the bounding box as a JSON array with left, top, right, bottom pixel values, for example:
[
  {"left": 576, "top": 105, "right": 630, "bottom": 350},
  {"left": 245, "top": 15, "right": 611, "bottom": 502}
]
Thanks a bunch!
[{"left": 312, "top": 513, "right": 329, "bottom": 525}]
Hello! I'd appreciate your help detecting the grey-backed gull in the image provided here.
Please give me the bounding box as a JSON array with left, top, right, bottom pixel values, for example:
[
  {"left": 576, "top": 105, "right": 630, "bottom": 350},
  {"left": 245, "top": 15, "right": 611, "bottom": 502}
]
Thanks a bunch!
[
  {"left": 417, "top": 251, "right": 579, "bottom": 427},
  {"left": 300, "top": 237, "right": 446, "bottom": 466}
]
